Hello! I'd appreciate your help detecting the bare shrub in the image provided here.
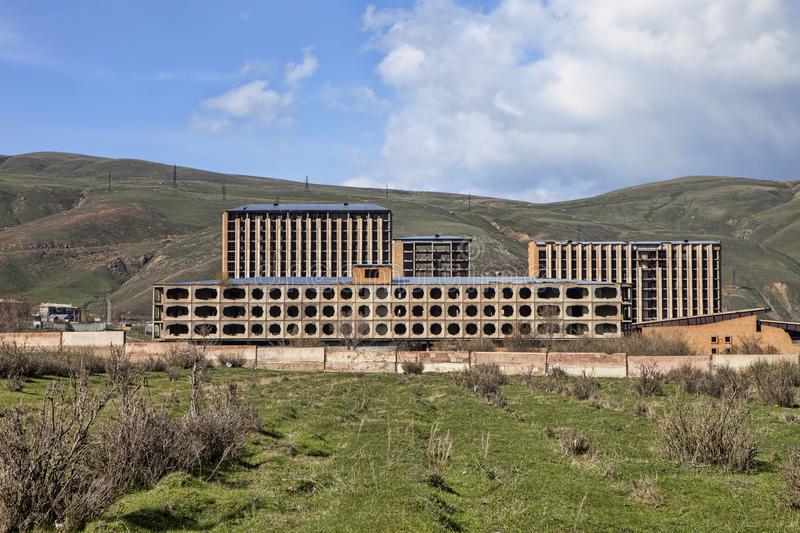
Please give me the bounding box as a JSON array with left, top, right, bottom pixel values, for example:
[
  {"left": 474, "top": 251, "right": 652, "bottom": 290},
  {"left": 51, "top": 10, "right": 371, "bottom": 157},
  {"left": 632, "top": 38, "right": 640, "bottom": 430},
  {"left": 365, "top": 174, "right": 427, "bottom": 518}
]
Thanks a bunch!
[
  {"left": 165, "top": 345, "right": 195, "bottom": 369},
  {"left": 454, "top": 364, "right": 508, "bottom": 408},
  {"left": 634, "top": 403, "right": 650, "bottom": 417},
  {"left": 733, "top": 334, "right": 779, "bottom": 355},
  {"left": 217, "top": 352, "right": 247, "bottom": 368},
  {"left": 782, "top": 448, "right": 800, "bottom": 509},
  {"left": 0, "top": 299, "right": 33, "bottom": 332},
  {"left": 658, "top": 395, "right": 759, "bottom": 472},
  {"left": 634, "top": 362, "right": 664, "bottom": 396},
  {"left": 401, "top": 360, "right": 425, "bottom": 375},
  {"left": 555, "top": 331, "right": 694, "bottom": 356},
  {"left": 560, "top": 429, "right": 591, "bottom": 457},
  {"left": 569, "top": 372, "right": 599, "bottom": 401},
  {"left": 630, "top": 476, "right": 664, "bottom": 507},
  {"left": 6, "top": 371, "right": 24, "bottom": 392},
  {"left": 784, "top": 413, "right": 799, "bottom": 423},
  {"left": 748, "top": 359, "right": 798, "bottom": 407},
  {"left": 0, "top": 342, "right": 33, "bottom": 378},
  {"left": 667, "top": 364, "right": 746, "bottom": 399}
]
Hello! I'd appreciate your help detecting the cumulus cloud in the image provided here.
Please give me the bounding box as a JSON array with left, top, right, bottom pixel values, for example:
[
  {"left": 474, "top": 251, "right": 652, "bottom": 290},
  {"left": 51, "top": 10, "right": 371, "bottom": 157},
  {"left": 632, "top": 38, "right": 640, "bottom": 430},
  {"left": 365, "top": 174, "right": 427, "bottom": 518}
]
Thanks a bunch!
[
  {"left": 364, "top": 0, "right": 800, "bottom": 200},
  {"left": 285, "top": 48, "right": 318, "bottom": 84},
  {"left": 193, "top": 49, "right": 317, "bottom": 132}
]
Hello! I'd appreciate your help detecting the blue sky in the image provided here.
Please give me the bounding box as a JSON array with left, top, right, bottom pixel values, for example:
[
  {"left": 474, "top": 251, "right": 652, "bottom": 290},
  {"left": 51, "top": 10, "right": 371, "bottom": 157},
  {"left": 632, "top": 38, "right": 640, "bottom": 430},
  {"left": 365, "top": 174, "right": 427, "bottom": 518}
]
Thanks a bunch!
[{"left": 2, "top": 1, "right": 799, "bottom": 201}]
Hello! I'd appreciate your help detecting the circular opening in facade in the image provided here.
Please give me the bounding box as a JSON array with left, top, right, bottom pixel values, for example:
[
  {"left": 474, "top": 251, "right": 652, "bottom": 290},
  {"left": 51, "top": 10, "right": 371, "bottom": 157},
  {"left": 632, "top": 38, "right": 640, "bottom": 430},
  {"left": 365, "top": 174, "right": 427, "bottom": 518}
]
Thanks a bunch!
[
  {"left": 430, "top": 323, "right": 442, "bottom": 335},
  {"left": 447, "top": 305, "right": 460, "bottom": 317},
  {"left": 447, "top": 287, "right": 460, "bottom": 299},
  {"left": 358, "top": 305, "right": 371, "bottom": 318},
  {"left": 394, "top": 305, "right": 407, "bottom": 317},
  {"left": 287, "top": 324, "right": 299, "bottom": 336},
  {"left": 412, "top": 287, "right": 425, "bottom": 299},
  {"left": 269, "top": 288, "right": 282, "bottom": 300},
  {"left": 341, "top": 323, "right": 353, "bottom": 335},
  {"left": 376, "top": 287, "right": 388, "bottom": 299},
  {"left": 304, "top": 323, "right": 317, "bottom": 335},
  {"left": 287, "top": 288, "right": 300, "bottom": 300},
  {"left": 483, "top": 323, "right": 496, "bottom": 335},
  {"left": 375, "top": 323, "right": 388, "bottom": 336},
  {"left": 304, "top": 305, "right": 317, "bottom": 318},
  {"left": 429, "top": 287, "right": 442, "bottom": 299},
  {"left": 322, "top": 323, "right": 335, "bottom": 335},
  {"left": 465, "top": 323, "right": 478, "bottom": 335},
  {"left": 376, "top": 305, "right": 389, "bottom": 317},
  {"left": 501, "top": 305, "right": 514, "bottom": 317},
  {"left": 286, "top": 305, "right": 300, "bottom": 318},
  {"left": 412, "top": 323, "right": 425, "bottom": 335},
  {"left": 412, "top": 305, "right": 425, "bottom": 317},
  {"left": 466, "top": 305, "right": 478, "bottom": 317},
  {"left": 340, "top": 305, "right": 353, "bottom": 318},
  {"left": 252, "top": 324, "right": 264, "bottom": 335},
  {"left": 466, "top": 287, "right": 478, "bottom": 299},
  {"left": 519, "top": 323, "right": 532, "bottom": 336},
  {"left": 519, "top": 305, "right": 532, "bottom": 317},
  {"left": 268, "top": 324, "right": 281, "bottom": 335},
  {"left": 322, "top": 287, "right": 336, "bottom": 300},
  {"left": 394, "top": 287, "right": 407, "bottom": 299},
  {"left": 358, "top": 287, "right": 371, "bottom": 299},
  {"left": 251, "top": 306, "right": 264, "bottom": 318},
  {"left": 447, "top": 323, "right": 460, "bottom": 335},
  {"left": 483, "top": 287, "right": 496, "bottom": 299},
  {"left": 429, "top": 305, "right": 443, "bottom": 317},
  {"left": 357, "top": 323, "right": 370, "bottom": 336},
  {"left": 340, "top": 287, "right": 353, "bottom": 300},
  {"left": 322, "top": 305, "right": 335, "bottom": 317},
  {"left": 252, "top": 288, "right": 264, "bottom": 299},
  {"left": 501, "top": 287, "right": 514, "bottom": 299},
  {"left": 501, "top": 323, "right": 513, "bottom": 335},
  {"left": 305, "top": 288, "right": 317, "bottom": 299},
  {"left": 518, "top": 287, "right": 532, "bottom": 299},
  {"left": 269, "top": 306, "right": 281, "bottom": 318},
  {"left": 483, "top": 305, "right": 496, "bottom": 317},
  {"left": 394, "top": 323, "right": 407, "bottom": 335}
]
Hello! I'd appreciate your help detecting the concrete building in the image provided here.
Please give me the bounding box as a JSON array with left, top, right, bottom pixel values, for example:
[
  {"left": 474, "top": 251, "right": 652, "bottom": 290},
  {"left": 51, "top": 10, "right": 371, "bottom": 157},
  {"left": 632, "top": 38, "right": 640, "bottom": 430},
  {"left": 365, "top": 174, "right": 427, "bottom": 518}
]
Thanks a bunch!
[
  {"left": 632, "top": 308, "right": 800, "bottom": 355},
  {"left": 222, "top": 203, "right": 392, "bottom": 279},
  {"left": 392, "top": 235, "right": 471, "bottom": 277},
  {"left": 528, "top": 241, "right": 721, "bottom": 323},
  {"left": 153, "top": 265, "right": 630, "bottom": 343}
]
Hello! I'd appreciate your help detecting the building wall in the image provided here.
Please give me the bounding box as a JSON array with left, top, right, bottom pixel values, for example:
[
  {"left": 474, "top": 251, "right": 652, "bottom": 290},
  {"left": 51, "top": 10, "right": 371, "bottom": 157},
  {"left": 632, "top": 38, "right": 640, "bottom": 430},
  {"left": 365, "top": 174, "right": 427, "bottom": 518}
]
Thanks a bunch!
[
  {"left": 528, "top": 241, "right": 721, "bottom": 323},
  {"left": 395, "top": 238, "right": 471, "bottom": 277},
  {"left": 223, "top": 208, "right": 392, "bottom": 279},
  {"left": 153, "top": 279, "right": 626, "bottom": 343},
  {"left": 640, "top": 315, "right": 797, "bottom": 355}
]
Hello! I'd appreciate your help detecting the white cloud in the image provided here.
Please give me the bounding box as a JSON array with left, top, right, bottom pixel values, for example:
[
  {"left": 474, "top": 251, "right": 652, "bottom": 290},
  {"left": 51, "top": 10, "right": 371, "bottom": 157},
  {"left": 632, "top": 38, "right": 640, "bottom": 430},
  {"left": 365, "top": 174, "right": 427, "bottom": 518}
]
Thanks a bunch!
[
  {"left": 364, "top": 0, "right": 800, "bottom": 200},
  {"left": 193, "top": 49, "right": 318, "bottom": 132},
  {"left": 285, "top": 48, "right": 318, "bottom": 84}
]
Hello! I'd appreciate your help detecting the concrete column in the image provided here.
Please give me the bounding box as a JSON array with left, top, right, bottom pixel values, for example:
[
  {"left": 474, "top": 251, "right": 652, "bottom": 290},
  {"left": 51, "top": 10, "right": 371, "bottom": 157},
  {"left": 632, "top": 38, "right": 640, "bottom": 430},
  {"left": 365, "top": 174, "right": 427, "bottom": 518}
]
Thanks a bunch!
[
  {"left": 605, "top": 244, "right": 612, "bottom": 280},
  {"left": 636, "top": 264, "right": 643, "bottom": 322},
  {"left": 656, "top": 262, "right": 663, "bottom": 320},
  {"left": 357, "top": 216, "right": 363, "bottom": 265},
  {"left": 305, "top": 215, "right": 312, "bottom": 276},
  {"left": 676, "top": 245, "right": 684, "bottom": 317},
  {"left": 316, "top": 216, "right": 322, "bottom": 277},
  {"left": 367, "top": 214, "right": 373, "bottom": 264},
  {"left": 545, "top": 244, "right": 552, "bottom": 278},
  {"left": 347, "top": 216, "right": 353, "bottom": 274},
  {"left": 705, "top": 244, "right": 713, "bottom": 314},
  {"left": 326, "top": 215, "right": 332, "bottom": 276},
  {"left": 255, "top": 216, "right": 261, "bottom": 277},
  {"left": 275, "top": 216, "right": 282, "bottom": 277},
  {"left": 615, "top": 244, "right": 623, "bottom": 282},
  {"left": 686, "top": 245, "right": 694, "bottom": 316},
  {"left": 666, "top": 243, "right": 673, "bottom": 318},
  {"left": 234, "top": 217, "right": 241, "bottom": 278},
  {"left": 376, "top": 216, "right": 383, "bottom": 264},
  {"left": 265, "top": 216, "right": 272, "bottom": 277},
  {"left": 221, "top": 212, "right": 229, "bottom": 278}
]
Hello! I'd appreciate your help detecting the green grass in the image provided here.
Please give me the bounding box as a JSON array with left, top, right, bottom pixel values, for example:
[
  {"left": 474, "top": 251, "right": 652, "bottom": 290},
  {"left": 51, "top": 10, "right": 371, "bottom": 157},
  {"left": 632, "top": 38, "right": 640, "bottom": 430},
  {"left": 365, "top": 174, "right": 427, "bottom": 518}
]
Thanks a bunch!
[
  {"left": 1, "top": 152, "right": 799, "bottom": 319},
  {"left": 4, "top": 368, "right": 800, "bottom": 531}
]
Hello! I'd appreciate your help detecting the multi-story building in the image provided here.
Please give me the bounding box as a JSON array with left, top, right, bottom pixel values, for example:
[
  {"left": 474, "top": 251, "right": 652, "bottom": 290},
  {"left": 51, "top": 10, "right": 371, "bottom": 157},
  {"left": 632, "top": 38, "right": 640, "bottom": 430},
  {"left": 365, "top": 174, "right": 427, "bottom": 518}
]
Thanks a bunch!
[
  {"left": 222, "top": 203, "right": 392, "bottom": 279},
  {"left": 528, "top": 241, "right": 721, "bottom": 323},
  {"left": 153, "top": 265, "right": 630, "bottom": 342},
  {"left": 392, "top": 235, "right": 471, "bottom": 278}
]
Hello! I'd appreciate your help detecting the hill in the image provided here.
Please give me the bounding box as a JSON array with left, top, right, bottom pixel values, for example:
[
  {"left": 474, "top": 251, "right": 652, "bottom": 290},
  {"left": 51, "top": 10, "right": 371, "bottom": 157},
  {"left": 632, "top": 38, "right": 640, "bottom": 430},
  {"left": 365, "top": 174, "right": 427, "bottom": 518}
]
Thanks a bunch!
[{"left": 1, "top": 152, "right": 798, "bottom": 319}]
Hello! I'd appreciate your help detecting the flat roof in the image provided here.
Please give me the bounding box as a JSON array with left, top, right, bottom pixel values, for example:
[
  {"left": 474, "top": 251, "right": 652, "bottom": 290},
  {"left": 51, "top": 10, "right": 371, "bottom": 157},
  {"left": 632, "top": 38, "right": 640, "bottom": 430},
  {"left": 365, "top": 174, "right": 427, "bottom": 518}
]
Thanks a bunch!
[
  {"left": 760, "top": 320, "right": 800, "bottom": 334},
  {"left": 165, "top": 276, "right": 617, "bottom": 287},
  {"left": 535, "top": 240, "right": 720, "bottom": 245},
  {"left": 631, "top": 308, "right": 770, "bottom": 330},
  {"left": 395, "top": 235, "right": 473, "bottom": 241},
  {"left": 227, "top": 203, "right": 390, "bottom": 214}
]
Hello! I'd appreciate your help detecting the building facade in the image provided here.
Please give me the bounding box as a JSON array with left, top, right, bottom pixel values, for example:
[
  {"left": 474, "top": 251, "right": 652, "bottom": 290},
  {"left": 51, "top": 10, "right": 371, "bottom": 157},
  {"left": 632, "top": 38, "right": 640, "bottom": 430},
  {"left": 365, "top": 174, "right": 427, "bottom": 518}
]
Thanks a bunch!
[
  {"left": 222, "top": 203, "right": 392, "bottom": 279},
  {"left": 392, "top": 235, "right": 471, "bottom": 278},
  {"left": 153, "top": 265, "right": 629, "bottom": 343},
  {"left": 528, "top": 241, "right": 721, "bottom": 323}
]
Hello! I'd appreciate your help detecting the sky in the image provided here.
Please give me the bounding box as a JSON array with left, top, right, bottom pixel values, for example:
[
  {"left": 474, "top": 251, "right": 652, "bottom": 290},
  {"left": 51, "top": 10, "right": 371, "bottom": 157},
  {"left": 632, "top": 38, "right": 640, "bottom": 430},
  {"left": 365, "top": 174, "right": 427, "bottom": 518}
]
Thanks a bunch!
[{"left": 1, "top": 0, "right": 799, "bottom": 202}]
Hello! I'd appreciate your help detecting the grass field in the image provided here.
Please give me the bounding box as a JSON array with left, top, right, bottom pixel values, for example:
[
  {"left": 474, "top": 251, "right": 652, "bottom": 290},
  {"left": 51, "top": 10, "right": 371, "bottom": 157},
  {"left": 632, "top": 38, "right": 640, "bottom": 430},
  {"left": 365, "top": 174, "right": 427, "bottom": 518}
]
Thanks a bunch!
[{"left": 4, "top": 366, "right": 800, "bottom": 532}]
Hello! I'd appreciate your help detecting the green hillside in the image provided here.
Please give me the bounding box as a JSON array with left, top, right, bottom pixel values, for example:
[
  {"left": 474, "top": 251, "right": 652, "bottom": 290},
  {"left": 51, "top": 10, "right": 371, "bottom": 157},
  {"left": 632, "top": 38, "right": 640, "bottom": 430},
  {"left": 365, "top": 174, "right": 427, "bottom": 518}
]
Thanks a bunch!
[{"left": 1, "top": 152, "right": 798, "bottom": 320}]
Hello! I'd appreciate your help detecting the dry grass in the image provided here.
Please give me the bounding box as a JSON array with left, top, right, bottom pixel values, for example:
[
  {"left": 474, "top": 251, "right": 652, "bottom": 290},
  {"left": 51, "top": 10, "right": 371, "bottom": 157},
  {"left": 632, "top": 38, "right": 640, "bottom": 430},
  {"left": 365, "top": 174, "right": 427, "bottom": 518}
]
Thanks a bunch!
[
  {"left": 554, "top": 331, "right": 695, "bottom": 356},
  {"left": 630, "top": 476, "right": 664, "bottom": 507},
  {"left": 560, "top": 429, "right": 592, "bottom": 457},
  {"left": 748, "top": 359, "right": 799, "bottom": 407},
  {"left": 658, "top": 395, "right": 759, "bottom": 472},
  {"left": 217, "top": 352, "right": 247, "bottom": 368},
  {"left": 401, "top": 360, "right": 425, "bottom": 375},
  {"left": 454, "top": 364, "right": 508, "bottom": 408},
  {"left": 426, "top": 424, "right": 453, "bottom": 489},
  {"left": 782, "top": 448, "right": 800, "bottom": 509}
]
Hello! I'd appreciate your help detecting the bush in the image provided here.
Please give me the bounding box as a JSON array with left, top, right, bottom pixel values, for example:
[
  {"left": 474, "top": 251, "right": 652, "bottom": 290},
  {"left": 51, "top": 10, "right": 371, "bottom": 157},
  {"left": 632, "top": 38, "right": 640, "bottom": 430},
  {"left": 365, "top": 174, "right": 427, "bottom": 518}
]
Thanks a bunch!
[
  {"left": 560, "top": 429, "right": 591, "bottom": 457},
  {"left": 569, "top": 372, "right": 599, "bottom": 401},
  {"left": 401, "top": 360, "right": 425, "bottom": 375},
  {"left": 6, "top": 372, "right": 24, "bottom": 392},
  {"left": 748, "top": 359, "right": 799, "bottom": 407},
  {"left": 634, "top": 362, "right": 665, "bottom": 396},
  {"left": 658, "top": 395, "right": 759, "bottom": 472},
  {"left": 782, "top": 448, "right": 800, "bottom": 509},
  {"left": 165, "top": 346, "right": 197, "bottom": 369},
  {"left": 555, "top": 331, "right": 695, "bottom": 356},
  {"left": 454, "top": 364, "right": 508, "bottom": 408},
  {"left": 667, "top": 364, "right": 746, "bottom": 399},
  {"left": 217, "top": 352, "right": 247, "bottom": 368}
]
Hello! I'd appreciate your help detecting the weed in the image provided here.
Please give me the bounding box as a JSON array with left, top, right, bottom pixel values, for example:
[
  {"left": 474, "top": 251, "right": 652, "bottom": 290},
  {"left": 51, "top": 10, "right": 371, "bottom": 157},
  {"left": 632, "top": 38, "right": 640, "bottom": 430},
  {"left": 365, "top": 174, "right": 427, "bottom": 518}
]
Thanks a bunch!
[
  {"left": 630, "top": 476, "right": 664, "bottom": 507},
  {"left": 569, "top": 372, "right": 599, "bottom": 401},
  {"left": 748, "top": 359, "right": 798, "bottom": 407},
  {"left": 633, "top": 362, "right": 664, "bottom": 396},
  {"left": 634, "top": 403, "right": 650, "bottom": 417},
  {"left": 426, "top": 424, "right": 453, "bottom": 490},
  {"left": 217, "top": 352, "right": 247, "bottom": 368},
  {"left": 454, "top": 364, "right": 508, "bottom": 408},
  {"left": 782, "top": 448, "right": 800, "bottom": 509},
  {"left": 560, "top": 429, "right": 591, "bottom": 457},
  {"left": 401, "top": 360, "right": 425, "bottom": 375}
]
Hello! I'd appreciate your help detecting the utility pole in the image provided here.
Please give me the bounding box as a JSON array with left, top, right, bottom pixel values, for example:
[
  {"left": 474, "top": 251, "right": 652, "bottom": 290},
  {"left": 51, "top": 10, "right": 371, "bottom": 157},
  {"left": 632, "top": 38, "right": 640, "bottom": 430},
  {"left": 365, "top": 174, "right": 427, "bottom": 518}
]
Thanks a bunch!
[
  {"left": 172, "top": 164, "right": 177, "bottom": 189},
  {"left": 385, "top": 184, "right": 388, "bottom": 200},
  {"left": 305, "top": 175, "right": 309, "bottom": 190},
  {"left": 107, "top": 171, "right": 111, "bottom": 192},
  {"left": 222, "top": 181, "right": 226, "bottom": 201},
  {"left": 467, "top": 193, "right": 471, "bottom": 212}
]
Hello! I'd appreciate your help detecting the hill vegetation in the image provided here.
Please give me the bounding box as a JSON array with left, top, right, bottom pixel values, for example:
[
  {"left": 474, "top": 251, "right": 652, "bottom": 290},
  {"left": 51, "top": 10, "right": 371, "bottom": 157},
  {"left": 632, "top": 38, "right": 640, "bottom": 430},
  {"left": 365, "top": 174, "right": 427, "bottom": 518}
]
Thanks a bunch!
[{"left": 0, "top": 152, "right": 798, "bottom": 319}]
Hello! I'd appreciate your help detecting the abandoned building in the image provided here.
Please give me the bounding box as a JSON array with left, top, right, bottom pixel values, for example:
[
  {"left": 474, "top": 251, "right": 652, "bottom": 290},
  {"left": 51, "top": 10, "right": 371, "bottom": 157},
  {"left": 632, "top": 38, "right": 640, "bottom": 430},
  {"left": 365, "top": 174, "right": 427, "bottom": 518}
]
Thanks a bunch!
[
  {"left": 528, "top": 241, "right": 721, "bottom": 323},
  {"left": 222, "top": 203, "right": 392, "bottom": 279},
  {"left": 631, "top": 308, "right": 800, "bottom": 355},
  {"left": 392, "top": 235, "right": 471, "bottom": 278},
  {"left": 153, "top": 264, "right": 630, "bottom": 342}
]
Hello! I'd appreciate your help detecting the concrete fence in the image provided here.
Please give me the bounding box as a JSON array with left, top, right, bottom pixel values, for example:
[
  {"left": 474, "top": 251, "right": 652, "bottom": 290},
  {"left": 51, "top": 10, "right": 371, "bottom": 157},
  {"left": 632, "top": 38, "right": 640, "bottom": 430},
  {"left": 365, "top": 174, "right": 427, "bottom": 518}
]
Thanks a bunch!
[{"left": 1, "top": 332, "right": 798, "bottom": 376}]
